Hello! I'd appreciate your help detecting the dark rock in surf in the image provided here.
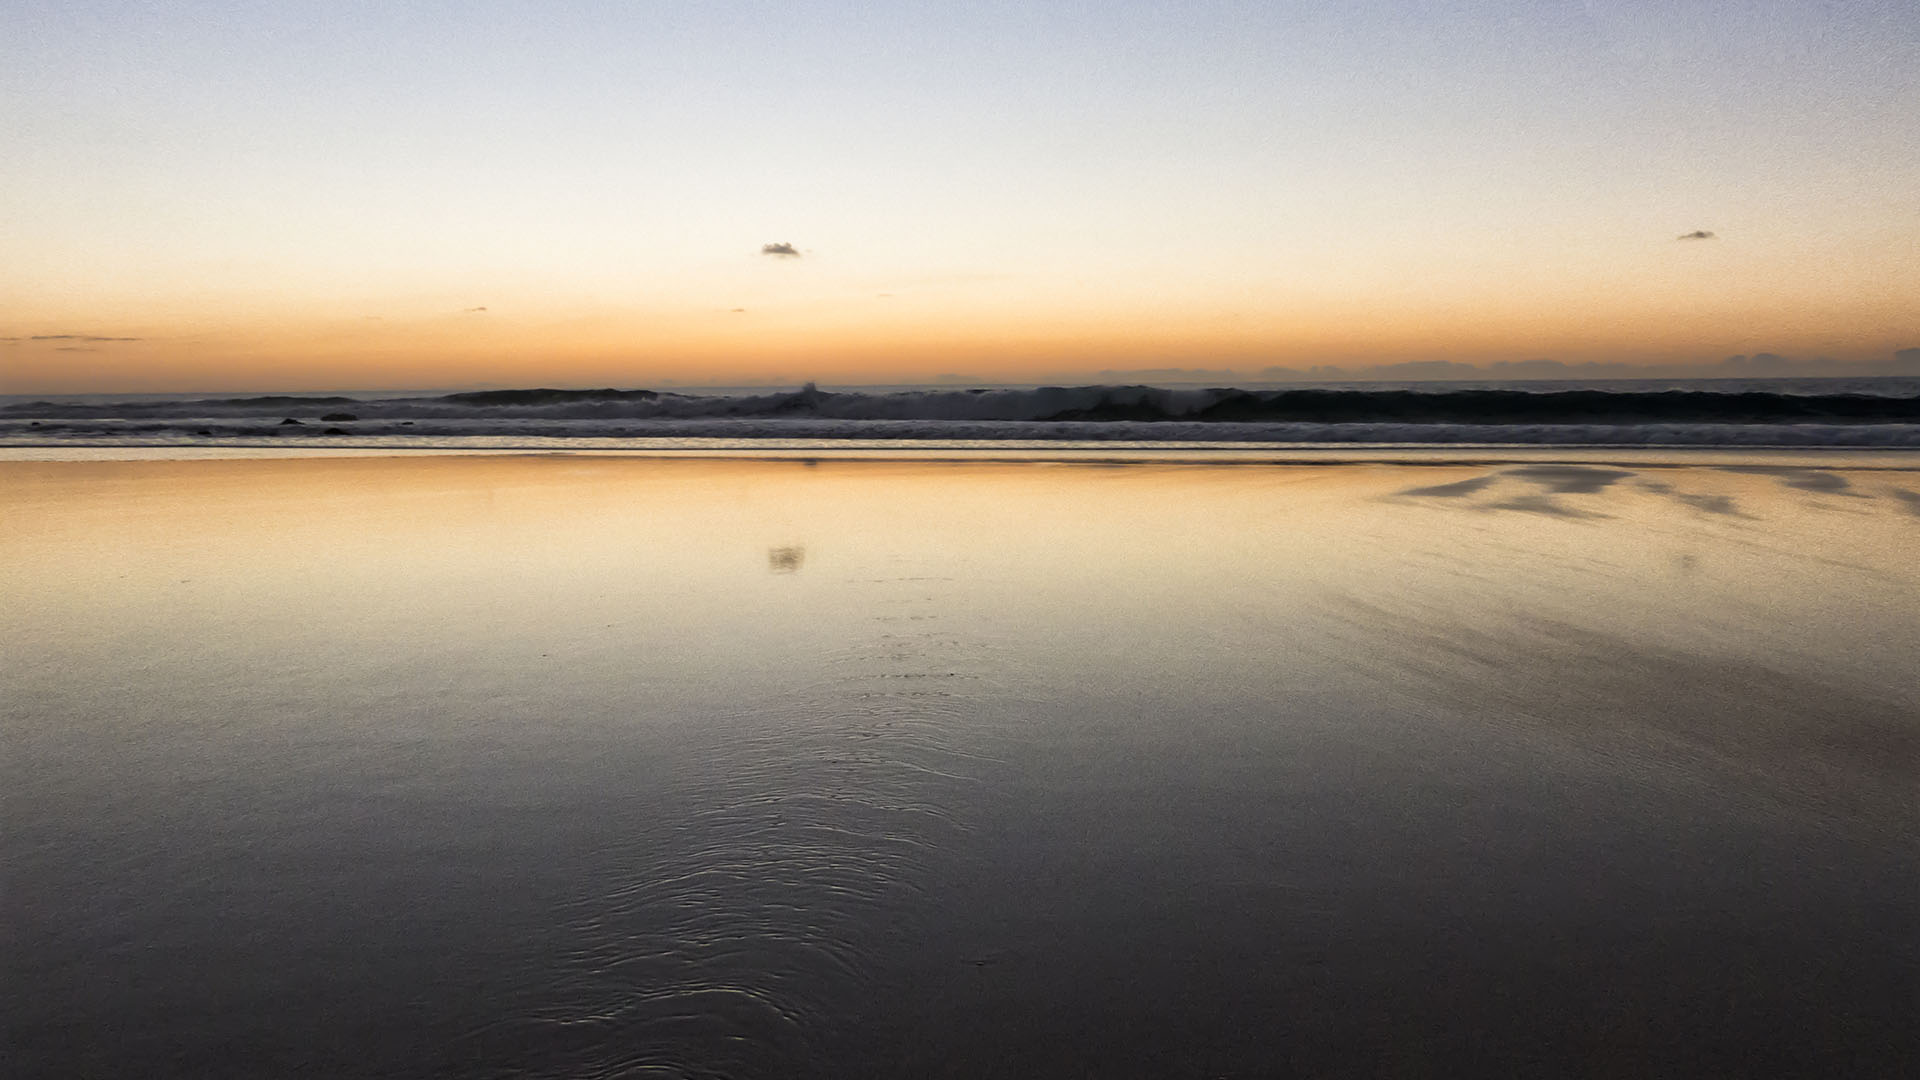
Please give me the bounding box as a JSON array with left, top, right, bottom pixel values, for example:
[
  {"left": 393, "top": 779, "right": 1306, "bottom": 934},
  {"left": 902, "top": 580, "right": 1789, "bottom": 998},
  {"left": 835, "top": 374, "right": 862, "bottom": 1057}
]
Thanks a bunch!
[
  {"left": 279, "top": 417, "right": 303, "bottom": 425},
  {"left": 1040, "top": 391, "right": 1176, "bottom": 422}
]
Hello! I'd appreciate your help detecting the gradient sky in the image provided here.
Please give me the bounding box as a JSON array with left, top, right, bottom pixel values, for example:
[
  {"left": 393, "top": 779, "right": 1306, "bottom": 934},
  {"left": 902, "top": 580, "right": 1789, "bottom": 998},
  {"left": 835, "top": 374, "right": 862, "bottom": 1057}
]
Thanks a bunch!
[{"left": 3, "top": 0, "right": 1916, "bottom": 391}]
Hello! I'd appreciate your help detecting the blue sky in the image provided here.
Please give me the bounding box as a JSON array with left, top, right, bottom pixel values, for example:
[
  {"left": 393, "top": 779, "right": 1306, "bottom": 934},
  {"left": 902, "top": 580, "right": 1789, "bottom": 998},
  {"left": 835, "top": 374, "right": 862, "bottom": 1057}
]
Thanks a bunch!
[{"left": 3, "top": 1, "right": 1915, "bottom": 389}]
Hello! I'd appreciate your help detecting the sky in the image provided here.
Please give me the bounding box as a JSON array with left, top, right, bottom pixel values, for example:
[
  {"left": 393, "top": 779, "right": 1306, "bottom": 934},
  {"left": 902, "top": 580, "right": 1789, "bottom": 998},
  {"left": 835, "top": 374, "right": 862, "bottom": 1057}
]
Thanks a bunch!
[{"left": 2, "top": 0, "right": 1917, "bottom": 392}]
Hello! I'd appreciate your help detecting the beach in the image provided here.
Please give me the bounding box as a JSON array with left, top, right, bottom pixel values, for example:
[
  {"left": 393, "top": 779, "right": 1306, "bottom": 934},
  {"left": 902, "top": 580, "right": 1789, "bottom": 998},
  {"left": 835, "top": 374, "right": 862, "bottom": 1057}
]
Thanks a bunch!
[
  {"left": 5, "top": 450, "right": 1917, "bottom": 1077},
  {"left": 11, "top": 0, "right": 1919, "bottom": 1071}
]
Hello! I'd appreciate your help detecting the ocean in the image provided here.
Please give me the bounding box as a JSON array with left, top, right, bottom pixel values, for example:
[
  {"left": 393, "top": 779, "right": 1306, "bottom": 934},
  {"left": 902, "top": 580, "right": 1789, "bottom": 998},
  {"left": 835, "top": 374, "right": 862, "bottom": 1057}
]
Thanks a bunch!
[{"left": 6, "top": 377, "right": 1920, "bottom": 449}]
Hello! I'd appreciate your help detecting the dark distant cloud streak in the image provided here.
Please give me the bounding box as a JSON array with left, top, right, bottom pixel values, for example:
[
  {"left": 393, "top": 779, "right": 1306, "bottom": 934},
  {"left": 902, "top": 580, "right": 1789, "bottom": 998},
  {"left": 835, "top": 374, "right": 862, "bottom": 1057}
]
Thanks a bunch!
[
  {"left": 1677, "top": 230, "right": 1716, "bottom": 240},
  {"left": 1097, "top": 367, "right": 1238, "bottom": 382},
  {"left": 1261, "top": 348, "right": 1919, "bottom": 382},
  {"left": 761, "top": 242, "right": 800, "bottom": 257}
]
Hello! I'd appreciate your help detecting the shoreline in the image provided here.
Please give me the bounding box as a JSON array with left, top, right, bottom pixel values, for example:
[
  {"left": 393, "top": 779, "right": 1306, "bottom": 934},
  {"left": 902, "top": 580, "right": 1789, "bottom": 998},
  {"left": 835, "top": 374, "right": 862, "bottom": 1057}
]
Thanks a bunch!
[{"left": 7, "top": 442, "right": 1920, "bottom": 469}]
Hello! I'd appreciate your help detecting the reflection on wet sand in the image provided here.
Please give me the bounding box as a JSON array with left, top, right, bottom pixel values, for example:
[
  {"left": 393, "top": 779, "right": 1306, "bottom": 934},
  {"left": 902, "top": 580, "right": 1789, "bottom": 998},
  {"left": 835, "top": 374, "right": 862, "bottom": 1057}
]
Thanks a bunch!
[
  {"left": 1396, "top": 460, "right": 1920, "bottom": 522},
  {"left": 1502, "top": 463, "right": 1634, "bottom": 493},
  {"left": 1401, "top": 464, "right": 1645, "bottom": 516},
  {"left": 1719, "top": 464, "right": 1869, "bottom": 497},
  {"left": 1674, "top": 491, "right": 1748, "bottom": 516},
  {"left": 1400, "top": 474, "right": 1500, "bottom": 497},
  {"left": 4, "top": 455, "right": 1917, "bottom": 1078}
]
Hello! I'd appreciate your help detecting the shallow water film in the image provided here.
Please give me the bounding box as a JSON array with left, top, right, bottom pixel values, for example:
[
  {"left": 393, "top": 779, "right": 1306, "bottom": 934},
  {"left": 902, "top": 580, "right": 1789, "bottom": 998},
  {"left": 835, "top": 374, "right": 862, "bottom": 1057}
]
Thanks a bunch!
[{"left": 5, "top": 455, "right": 1918, "bottom": 1078}]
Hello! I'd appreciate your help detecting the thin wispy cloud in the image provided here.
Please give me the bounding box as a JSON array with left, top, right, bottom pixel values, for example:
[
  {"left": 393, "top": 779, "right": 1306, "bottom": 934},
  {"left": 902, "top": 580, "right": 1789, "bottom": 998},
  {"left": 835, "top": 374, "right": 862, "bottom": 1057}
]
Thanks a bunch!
[
  {"left": 761, "top": 242, "right": 801, "bottom": 258},
  {"left": 1257, "top": 347, "right": 1920, "bottom": 381},
  {"left": 1677, "top": 230, "right": 1716, "bottom": 241},
  {"left": 9, "top": 333, "right": 144, "bottom": 342},
  {"left": 464, "top": 306, "right": 488, "bottom": 313}
]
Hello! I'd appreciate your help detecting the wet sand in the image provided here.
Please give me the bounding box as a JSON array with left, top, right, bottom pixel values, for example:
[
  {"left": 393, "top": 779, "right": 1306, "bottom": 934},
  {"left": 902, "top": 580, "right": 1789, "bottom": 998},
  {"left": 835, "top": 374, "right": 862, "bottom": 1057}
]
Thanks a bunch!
[{"left": 4, "top": 454, "right": 1917, "bottom": 1077}]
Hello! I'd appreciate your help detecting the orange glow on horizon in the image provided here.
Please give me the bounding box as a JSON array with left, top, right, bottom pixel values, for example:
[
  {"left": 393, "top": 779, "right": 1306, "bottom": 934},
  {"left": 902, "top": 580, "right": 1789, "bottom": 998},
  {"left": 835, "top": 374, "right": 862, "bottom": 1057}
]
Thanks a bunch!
[
  {"left": 6, "top": 4, "right": 1916, "bottom": 393},
  {"left": 6, "top": 282, "right": 1914, "bottom": 393}
]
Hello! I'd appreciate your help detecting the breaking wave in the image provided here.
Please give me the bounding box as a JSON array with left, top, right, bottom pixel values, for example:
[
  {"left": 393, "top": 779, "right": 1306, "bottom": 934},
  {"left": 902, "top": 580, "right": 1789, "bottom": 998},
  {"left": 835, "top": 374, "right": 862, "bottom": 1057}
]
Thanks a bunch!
[{"left": 7, "top": 381, "right": 1920, "bottom": 447}]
